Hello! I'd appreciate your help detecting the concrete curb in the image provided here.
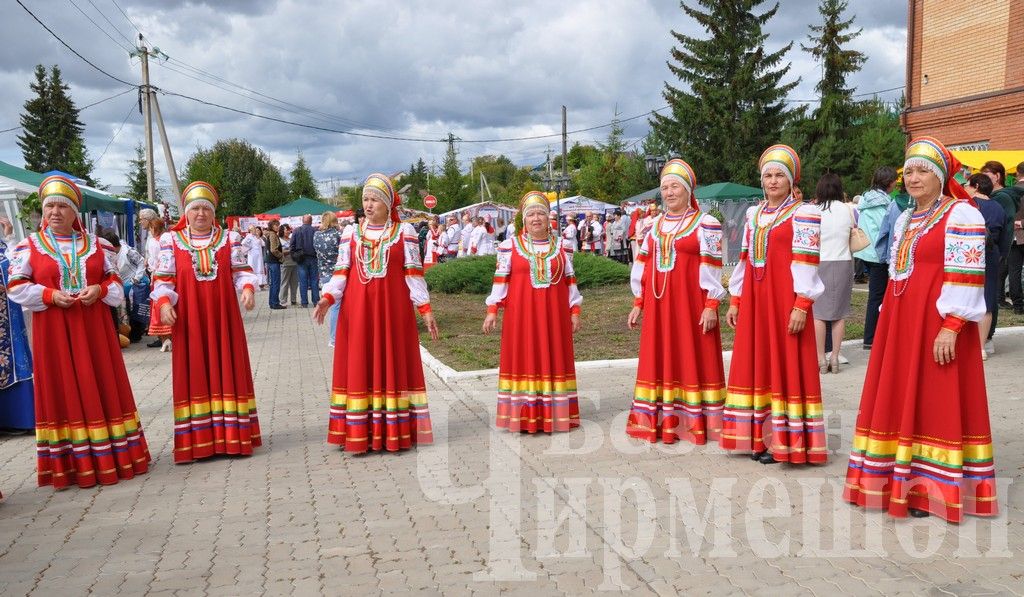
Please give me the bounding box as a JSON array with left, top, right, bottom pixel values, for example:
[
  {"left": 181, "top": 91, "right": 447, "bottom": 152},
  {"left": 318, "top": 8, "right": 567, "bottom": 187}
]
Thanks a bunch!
[{"left": 420, "top": 325, "right": 1024, "bottom": 384}]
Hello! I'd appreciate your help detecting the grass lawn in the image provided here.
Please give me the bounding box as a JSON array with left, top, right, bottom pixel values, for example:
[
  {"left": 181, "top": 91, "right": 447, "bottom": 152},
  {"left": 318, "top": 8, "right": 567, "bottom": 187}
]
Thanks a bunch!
[{"left": 421, "top": 284, "right": 1024, "bottom": 371}]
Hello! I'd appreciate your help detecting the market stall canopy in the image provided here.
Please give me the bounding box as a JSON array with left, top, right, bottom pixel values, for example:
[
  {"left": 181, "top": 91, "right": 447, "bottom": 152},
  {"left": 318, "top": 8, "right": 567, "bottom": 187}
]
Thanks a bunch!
[
  {"left": 0, "top": 161, "right": 157, "bottom": 214},
  {"left": 438, "top": 201, "right": 517, "bottom": 224},
  {"left": 626, "top": 182, "right": 763, "bottom": 204},
  {"left": 951, "top": 150, "right": 1024, "bottom": 174},
  {"left": 262, "top": 196, "right": 344, "bottom": 217},
  {"left": 553, "top": 195, "right": 619, "bottom": 214},
  {"left": 695, "top": 182, "right": 763, "bottom": 201}
]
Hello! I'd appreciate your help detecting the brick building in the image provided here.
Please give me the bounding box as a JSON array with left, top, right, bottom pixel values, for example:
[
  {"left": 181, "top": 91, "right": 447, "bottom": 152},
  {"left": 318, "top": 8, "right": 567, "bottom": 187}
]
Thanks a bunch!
[{"left": 903, "top": 0, "right": 1024, "bottom": 150}]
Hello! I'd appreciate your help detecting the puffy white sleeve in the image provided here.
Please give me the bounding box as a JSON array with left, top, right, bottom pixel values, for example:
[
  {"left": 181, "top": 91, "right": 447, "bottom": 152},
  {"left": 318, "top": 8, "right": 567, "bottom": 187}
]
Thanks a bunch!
[
  {"left": 485, "top": 239, "right": 513, "bottom": 313},
  {"left": 698, "top": 214, "right": 726, "bottom": 305},
  {"left": 469, "top": 227, "right": 484, "bottom": 255},
  {"left": 936, "top": 202, "right": 987, "bottom": 327},
  {"left": 321, "top": 225, "right": 352, "bottom": 306},
  {"left": 6, "top": 239, "right": 48, "bottom": 312},
  {"left": 563, "top": 247, "right": 582, "bottom": 314},
  {"left": 727, "top": 207, "right": 754, "bottom": 305},
  {"left": 97, "top": 237, "right": 125, "bottom": 307},
  {"left": 630, "top": 231, "right": 651, "bottom": 306},
  {"left": 146, "top": 237, "right": 161, "bottom": 272},
  {"left": 401, "top": 223, "right": 431, "bottom": 312},
  {"left": 230, "top": 231, "right": 259, "bottom": 293},
  {"left": 149, "top": 232, "right": 179, "bottom": 307},
  {"left": 790, "top": 204, "right": 824, "bottom": 308}
]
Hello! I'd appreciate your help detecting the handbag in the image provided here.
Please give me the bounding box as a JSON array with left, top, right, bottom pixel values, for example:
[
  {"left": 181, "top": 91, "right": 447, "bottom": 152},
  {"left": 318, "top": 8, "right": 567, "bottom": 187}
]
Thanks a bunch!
[{"left": 848, "top": 204, "right": 870, "bottom": 252}]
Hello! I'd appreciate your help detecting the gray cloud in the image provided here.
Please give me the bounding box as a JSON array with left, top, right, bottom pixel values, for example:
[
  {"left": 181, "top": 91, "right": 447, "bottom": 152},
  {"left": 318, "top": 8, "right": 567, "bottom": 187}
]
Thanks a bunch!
[{"left": 0, "top": 0, "right": 907, "bottom": 191}]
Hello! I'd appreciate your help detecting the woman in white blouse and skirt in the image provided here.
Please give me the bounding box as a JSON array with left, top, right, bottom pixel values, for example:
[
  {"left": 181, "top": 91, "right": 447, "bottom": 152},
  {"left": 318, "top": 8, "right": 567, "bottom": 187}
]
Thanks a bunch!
[{"left": 813, "top": 173, "right": 856, "bottom": 373}]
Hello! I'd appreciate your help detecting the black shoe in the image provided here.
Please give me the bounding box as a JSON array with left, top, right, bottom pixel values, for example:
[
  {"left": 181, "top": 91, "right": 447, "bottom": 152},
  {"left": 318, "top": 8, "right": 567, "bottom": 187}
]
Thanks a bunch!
[
  {"left": 862, "top": 344, "right": 872, "bottom": 350},
  {"left": 751, "top": 451, "right": 764, "bottom": 461},
  {"left": 146, "top": 340, "right": 162, "bottom": 348},
  {"left": 270, "top": 304, "right": 286, "bottom": 310},
  {"left": 908, "top": 508, "right": 930, "bottom": 518},
  {"left": 758, "top": 451, "right": 778, "bottom": 465}
]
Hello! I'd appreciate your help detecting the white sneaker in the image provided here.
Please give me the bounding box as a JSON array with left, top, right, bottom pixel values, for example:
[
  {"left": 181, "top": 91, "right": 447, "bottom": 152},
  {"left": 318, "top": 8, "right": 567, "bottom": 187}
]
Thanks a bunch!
[
  {"left": 161, "top": 339, "right": 172, "bottom": 353},
  {"left": 984, "top": 340, "right": 994, "bottom": 355},
  {"left": 327, "top": 342, "right": 335, "bottom": 348}
]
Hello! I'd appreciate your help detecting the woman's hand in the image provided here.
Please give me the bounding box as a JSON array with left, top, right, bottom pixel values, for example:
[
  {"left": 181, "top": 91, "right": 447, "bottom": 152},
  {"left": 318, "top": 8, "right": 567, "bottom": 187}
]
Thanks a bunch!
[
  {"left": 933, "top": 328, "right": 958, "bottom": 365},
  {"left": 423, "top": 311, "right": 440, "bottom": 341},
  {"left": 699, "top": 307, "right": 718, "bottom": 333},
  {"left": 160, "top": 303, "right": 177, "bottom": 326},
  {"left": 312, "top": 298, "right": 331, "bottom": 324},
  {"left": 51, "top": 290, "right": 75, "bottom": 308},
  {"left": 482, "top": 312, "right": 498, "bottom": 334},
  {"left": 627, "top": 306, "right": 642, "bottom": 330},
  {"left": 77, "top": 284, "right": 102, "bottom": 306},
  {"left": 571, "top": 313, "right": 581, "bottom": 333},
  {"left": 240, "top": 288, "right": 255, "bottom": 311},
  {"left": 726, "top": 305, "right": 739, "bottom": 329},
  {"left": 788, "top": 309, "right": 807, "bottom": 334}
]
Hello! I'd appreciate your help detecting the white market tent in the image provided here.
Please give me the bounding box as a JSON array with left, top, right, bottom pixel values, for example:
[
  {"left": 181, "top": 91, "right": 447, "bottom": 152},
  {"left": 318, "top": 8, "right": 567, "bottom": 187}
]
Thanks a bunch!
[
  {"left": 553, "top": 195, "right": 618, "bottom": 216},
  {"left": 438, "top": 201, "right": 517, "bottom": 227}
]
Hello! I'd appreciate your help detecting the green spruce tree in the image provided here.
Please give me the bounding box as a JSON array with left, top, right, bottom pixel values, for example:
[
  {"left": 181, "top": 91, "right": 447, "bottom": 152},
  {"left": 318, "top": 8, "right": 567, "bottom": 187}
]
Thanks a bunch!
[
  {"left": 288, "top": 152, "right": 319, "bottom": 200},
  {"left": 17, "top": 65, "right": 96, "bottom": 184},
  {"left": 124, "top": 142, "right": 158, "bottom": 201},
  {"left": 799, "top": 0, "right": 866, "bottom": 188},
  {"left": 435, "top": 140, "right": 468, "bottom": 212},
  {"left": 255, "top": 167, "right": 290, "bottom": 213},
  {"left": 650, "top": 0, "right": 798, "bottom": 186}
]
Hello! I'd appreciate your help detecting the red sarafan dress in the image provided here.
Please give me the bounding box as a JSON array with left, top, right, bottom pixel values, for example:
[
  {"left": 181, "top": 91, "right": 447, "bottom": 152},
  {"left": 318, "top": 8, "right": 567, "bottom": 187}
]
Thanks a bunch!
[
  {"left": 844, "top": 198, "right": 997, "bottom": 522},
  {"left": 321, "top": 222, "right": 433, "bottom": 453},
  {"left": 627, "top": 211, "right": 726, "bottom": 445},
  {"left": 151, "top": 228, "right": 262, "bottom": 463},
  {"left": 486, "top": 233, "right": 582, "bottom": 433},
  {"left": 721, "top": 197, "right": 827, "bottom": 464},
  {"left": 7, "top": 231, "right": 151, "bottom": 488}
]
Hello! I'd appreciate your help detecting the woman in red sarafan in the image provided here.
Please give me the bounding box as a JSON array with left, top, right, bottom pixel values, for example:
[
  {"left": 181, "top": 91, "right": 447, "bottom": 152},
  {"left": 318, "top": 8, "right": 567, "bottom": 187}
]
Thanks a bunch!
[
  {"left": 722, "top": 145, "right": 826, "bottom": 465},
  {"left": 482, "top": 191, "right": 582, "bottom": 433},
  {"left": 151, "top": 181, "right": 261, "bottom": 464},
  {"left": 844, "top": 137, "right": 997, "bottom": 522},
  {"left": 7, "top": 175, "right": 150, "bottom": 488},
  {"left": 314, "top": 173, "right": 440, "bottom": 453},
  {"left": 626, "top": 159, "right": 726, "bottom": 445}
]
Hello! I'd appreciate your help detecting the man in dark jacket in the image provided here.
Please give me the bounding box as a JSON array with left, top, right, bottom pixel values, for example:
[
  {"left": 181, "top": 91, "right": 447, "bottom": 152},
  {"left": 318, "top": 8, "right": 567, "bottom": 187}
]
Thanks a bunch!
[
  {"left": 1002, "top": 162, "right": 1024, "bottom": 313},
  {"left": 265, "top": 219, "right": 285, "bottom": 309},
  {"left": 290, "top": 214, "right": 320, "bottom": 307}
]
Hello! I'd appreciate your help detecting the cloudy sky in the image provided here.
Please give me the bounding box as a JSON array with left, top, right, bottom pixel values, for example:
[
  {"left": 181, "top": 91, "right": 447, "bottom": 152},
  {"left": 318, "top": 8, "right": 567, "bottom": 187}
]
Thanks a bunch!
[{"left": 0, "top": 0, "right": 907, "bottom": 195}]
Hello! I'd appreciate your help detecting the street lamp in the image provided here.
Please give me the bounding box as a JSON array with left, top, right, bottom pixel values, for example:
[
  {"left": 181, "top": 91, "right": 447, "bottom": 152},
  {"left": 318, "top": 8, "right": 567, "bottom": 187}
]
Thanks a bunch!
[{"left": 645, "top": 155, "right": 667, "bottom": 178}]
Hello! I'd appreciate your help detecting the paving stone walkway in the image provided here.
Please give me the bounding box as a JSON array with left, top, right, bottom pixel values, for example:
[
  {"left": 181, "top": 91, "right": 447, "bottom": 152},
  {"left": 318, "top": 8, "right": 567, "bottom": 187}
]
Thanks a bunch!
[{"left": 0, "top": 298, "right": 1020, "bottom": 596}]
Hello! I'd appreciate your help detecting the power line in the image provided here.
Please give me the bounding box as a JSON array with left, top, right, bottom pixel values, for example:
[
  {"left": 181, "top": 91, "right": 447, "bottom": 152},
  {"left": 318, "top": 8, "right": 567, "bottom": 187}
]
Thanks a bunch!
[
  {"left": 64, "top": 0, "right": 134, "bottom": 53},
  {"left": 95, "top": 100, "right": 136, "bottom": 162},
  {"left": 15, "top": 0, "right": 137, "bottom": 87},
  {"left": 85, "top": 0, "right": 136, "bottom": 47},
  {"left": 108, "top": 0, "right": 141, "bottom": 36},
  {"left": 0, "top": 87, "right": 136, "bottom": 135}
]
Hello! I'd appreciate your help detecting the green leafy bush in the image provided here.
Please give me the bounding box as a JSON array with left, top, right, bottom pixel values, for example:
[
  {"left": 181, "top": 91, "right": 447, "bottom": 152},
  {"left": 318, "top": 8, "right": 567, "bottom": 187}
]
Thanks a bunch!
[{"left": 425, "top": 252, "right": 630, "bottom": 294}]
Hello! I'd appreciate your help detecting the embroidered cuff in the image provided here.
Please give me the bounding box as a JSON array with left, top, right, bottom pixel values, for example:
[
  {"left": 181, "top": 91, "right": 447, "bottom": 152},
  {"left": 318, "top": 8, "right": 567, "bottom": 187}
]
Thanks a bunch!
[
  {"left": 486, "top": 304, "right": 499, "bottom": 315},
  {"left": 322, "top": 294, "right": 335, "bottom": 306},
  {"left": 730, "top": 296, "right": 741, "bottom": 308},
  {"left": 98, "top": 283, "right": 109, "bottom": 299},
  {"left": 793, "top": 295, "right": 814, "bottom": 312},
  {"left": 704, "top": 298, "right": 720, "bottom": 311},
  {"left": 570, "top": 305, "right": 581, "bottom": 316},
  {"left": 42, "top": 287, "right": 55, "bottom": 305},
  {"left": 417, "top": 303, "right": 432, "bottom": 316},
  {"left": 633, "top": 296, "right": 643, "bottom": 308},
  {"left": 941, "top": 315, "right": 966, "bottom": 334},
  {"left": 242, "top": 284, "right": 255, "bottom": 294}
]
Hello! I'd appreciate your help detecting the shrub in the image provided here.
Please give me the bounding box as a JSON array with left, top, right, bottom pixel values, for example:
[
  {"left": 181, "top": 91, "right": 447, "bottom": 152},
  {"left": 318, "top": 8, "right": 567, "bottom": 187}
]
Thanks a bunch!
[{"left": 425, "top": 252, "right": 630, "bottom": 294}]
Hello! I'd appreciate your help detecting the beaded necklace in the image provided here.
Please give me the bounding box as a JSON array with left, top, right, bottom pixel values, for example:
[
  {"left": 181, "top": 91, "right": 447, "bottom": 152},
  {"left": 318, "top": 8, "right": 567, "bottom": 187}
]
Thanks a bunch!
[
  {"left": 41, "top": 228, "right": 88, "bottom": 294},
  {"left": 512, "top": 231, "right": 563, "bottom": 288},
  {"left": 750, "top": 196, "right": 800, "bottom": 281},
  {"left": 355, "top": 221, "right": 400, "bottom": 283},
  {"left": 651, "top": 209, "right": 701, "bottom": 300},
  {"left": 175, "top": 227, "right": 224, "bottom": 281},
  {"left": 890, "top": 196, "right": 954, "bottom": 297}
]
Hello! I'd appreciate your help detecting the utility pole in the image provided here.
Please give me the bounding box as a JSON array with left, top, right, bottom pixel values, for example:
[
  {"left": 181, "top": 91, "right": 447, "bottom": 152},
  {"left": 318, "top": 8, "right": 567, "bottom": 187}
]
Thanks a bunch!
[
  {"left": 136, "top": 35, "right": 156, "bottom": 204},
  {"left": 559, "top": 105, "right": 568, "bottom": 233},
  {"left": 133, "top": 34, "right": 181, "bottom": 201}
]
